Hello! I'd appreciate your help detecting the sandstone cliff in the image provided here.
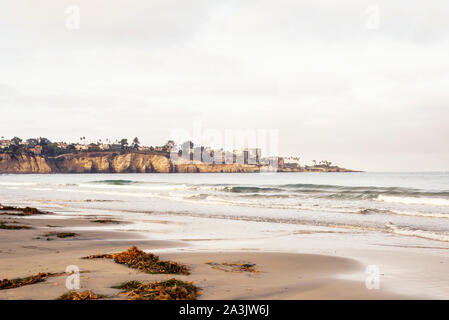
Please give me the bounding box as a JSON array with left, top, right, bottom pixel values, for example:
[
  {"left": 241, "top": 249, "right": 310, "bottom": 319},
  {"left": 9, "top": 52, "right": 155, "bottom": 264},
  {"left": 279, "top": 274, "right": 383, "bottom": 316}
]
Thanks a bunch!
[
  {"left": 0, "top": 152, "right": 172, "bottom": 174},
  {"left": 0, "top": 154, "right": 52, "bottom": 173},
  {"left": 0, "top": 152, "right": 260, "bottom": 174},
  {"left": 0, "top": 152, "right": 357, "bottom": 174},
  {"left": 51, "top": 152, "right": 172, "bottom": 173}
]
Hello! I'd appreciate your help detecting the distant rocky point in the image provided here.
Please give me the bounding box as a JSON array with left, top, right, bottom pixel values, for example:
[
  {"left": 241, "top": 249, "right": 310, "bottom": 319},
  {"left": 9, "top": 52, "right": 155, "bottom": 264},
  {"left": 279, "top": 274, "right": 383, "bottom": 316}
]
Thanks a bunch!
[
  {"left": 0, "top": 152, "right": 358, "bottom": 174},
  {"left": 0, "top": 137, "right": 359, "bottom": 173}
]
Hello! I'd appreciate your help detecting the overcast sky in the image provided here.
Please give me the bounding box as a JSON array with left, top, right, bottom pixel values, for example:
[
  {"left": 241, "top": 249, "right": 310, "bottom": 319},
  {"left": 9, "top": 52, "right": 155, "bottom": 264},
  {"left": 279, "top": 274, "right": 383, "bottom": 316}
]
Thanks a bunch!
[{"left": 1, "top": 1, "right": 448, "bottom": 171}]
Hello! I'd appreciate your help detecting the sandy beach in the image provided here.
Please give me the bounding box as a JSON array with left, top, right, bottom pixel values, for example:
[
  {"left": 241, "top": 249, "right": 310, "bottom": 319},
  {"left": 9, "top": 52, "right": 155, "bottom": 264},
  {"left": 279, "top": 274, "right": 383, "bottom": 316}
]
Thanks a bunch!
[
  {"left": 0, "top": 209, "right": 417, "bottom": 300},
  {"left": 2, "top": 0, "right": 448, "bottom": 305},
  {"left": 1, "top": 173, "right": 449, "bottom": 300}
]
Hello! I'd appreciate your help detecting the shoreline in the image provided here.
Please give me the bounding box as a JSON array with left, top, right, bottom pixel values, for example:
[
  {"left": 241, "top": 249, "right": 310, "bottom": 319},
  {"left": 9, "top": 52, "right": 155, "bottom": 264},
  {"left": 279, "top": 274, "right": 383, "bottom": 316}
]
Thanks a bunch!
[{"left": 0, "top": 208, "right": 411, "bottom": 300}]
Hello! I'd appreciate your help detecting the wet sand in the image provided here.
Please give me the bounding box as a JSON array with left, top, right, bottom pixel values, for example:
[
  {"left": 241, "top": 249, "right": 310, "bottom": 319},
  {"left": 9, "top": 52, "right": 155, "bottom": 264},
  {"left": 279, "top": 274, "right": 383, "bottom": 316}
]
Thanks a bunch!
[{"left": 0, "top": 212, "right": 411, "bottom": 300}]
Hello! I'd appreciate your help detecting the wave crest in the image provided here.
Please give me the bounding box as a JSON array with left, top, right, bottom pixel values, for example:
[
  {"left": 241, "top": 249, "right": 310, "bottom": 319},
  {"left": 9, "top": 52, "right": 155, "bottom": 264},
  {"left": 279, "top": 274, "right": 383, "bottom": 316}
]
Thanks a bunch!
[{"left": 377, "top": 195, "right": 449, "bottom": 206}]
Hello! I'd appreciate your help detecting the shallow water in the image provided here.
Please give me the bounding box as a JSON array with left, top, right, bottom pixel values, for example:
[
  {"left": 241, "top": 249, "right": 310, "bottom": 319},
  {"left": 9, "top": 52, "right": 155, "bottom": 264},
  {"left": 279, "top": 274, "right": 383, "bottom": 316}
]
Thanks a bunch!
[{"left": 1, "top": 172, "right": 449, "bottom": 243}]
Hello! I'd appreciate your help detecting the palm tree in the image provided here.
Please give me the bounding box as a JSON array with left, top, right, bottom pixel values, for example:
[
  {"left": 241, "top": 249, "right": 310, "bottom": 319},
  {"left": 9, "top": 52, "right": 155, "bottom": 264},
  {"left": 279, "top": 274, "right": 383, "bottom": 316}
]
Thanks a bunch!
[
  {"left": 11, "top": 136, "right": 22, "bottom": 146},
  {"left": 163, "top": 140, "right": 175, "bottom": 152},
  {"left": 132, "top": 137, "right": 140, "bottom": 149},
  {"left": 120, "top": 138, "right": 128, "bottom": 150}
]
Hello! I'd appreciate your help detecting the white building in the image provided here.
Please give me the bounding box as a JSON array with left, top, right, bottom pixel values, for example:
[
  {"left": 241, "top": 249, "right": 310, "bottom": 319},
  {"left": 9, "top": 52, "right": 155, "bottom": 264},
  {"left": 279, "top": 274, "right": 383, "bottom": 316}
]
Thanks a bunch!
[
  {"left": 283, "top": 157, "right": 301, "bottom": 169},
  {"left": 74, "top": 144, "right": 89, "bottom": 151},
  {"left": 0, "top": 140, "right": 11, "bottom": 149}
]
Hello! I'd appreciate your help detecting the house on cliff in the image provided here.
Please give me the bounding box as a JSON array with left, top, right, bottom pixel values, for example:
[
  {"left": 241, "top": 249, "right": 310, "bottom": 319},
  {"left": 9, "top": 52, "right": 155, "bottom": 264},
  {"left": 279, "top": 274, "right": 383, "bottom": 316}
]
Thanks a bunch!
[
  {"left": 29, "top": 145, "right": 43, "bottom": 155},
  {"left": 74, "top": 144, "right": 88, "bottom": 151},
  {"left": 0, "top": 140, "right": 12, "bottom": 149},
  {"left": 57, "top": 143, "right": 69, "bottom": 149},
  {"left": 283, "top": 157, "right": 301, "bottom": 170}
]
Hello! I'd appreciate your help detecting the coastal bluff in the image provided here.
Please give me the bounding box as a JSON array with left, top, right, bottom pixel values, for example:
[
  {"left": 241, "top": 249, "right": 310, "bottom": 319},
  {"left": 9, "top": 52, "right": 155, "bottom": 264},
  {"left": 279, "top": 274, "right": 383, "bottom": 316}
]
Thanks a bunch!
[
  {"left": 0, "top": 152, "right": 260, "bottom": 174},
  {"left": 0, "top": 152, "right": 356, "bottom": 174}
]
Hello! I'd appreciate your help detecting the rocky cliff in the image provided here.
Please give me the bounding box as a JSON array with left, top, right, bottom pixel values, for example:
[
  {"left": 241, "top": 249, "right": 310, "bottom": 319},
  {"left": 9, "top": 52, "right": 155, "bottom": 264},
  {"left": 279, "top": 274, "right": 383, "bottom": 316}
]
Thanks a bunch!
[
  {"left": 0, "top": 154, "right": 52, "bottom": 173},
  {"left": 0, "top": 152, "right": 172, "bottom": 174},
  {"left": 51, "top": 152, "right": 173, "bottom": 173},
  {"left": 0, "top": 152, "right": 357, "bottom": 174},
  {"left": 0, "top": 152, "right": 261, "bottom": 174}
]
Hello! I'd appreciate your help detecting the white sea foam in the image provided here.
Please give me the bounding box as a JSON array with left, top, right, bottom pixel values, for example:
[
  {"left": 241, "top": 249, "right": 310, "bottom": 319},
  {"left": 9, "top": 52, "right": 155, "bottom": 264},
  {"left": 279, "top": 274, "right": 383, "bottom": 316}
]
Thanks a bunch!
[
  {"left": 376, "top": 195, "right": 449, "bottom": 206},
  {"left": 390, "top": 210, "right": 449, "bottom": 219},
  {"left": 0, "top": 182, "right": 36, "bottom": 186},
  {"left": 386, "top": 222, "right": 449, "bottom": 242}
]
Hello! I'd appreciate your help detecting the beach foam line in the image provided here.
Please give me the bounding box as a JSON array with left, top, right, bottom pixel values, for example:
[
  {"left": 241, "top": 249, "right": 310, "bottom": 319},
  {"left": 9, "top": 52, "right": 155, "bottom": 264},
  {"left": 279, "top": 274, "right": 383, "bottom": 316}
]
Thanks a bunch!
[
  {"left": 0, "top": 182, "right": 37, "bottom": 186},
  {"left": 376, "top": 195, "right": 449, "bottom": 206},
  {"left": 386, "top": 222, "right": 449, "bottom": 242},
  {"left": 389, "top": 210, "right": 449, "bottom": 219},
  {"left": 356, "top": 208, "right": 449, "bottom": 219}
]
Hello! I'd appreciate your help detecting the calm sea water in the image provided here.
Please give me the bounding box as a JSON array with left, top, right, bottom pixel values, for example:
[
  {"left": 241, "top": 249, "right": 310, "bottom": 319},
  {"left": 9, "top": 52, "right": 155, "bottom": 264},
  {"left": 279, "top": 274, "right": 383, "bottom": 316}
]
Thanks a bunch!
[{"left": 1, "top": 172, "right": 448, "bottom": 243}]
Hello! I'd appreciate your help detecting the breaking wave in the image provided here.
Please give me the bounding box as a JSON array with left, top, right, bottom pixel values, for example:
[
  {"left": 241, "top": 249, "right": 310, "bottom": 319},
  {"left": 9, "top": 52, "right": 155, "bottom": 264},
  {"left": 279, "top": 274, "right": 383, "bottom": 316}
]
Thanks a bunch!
[
  {"left": 90, "top": 180, "right": 138, "bottom": 185},
  {"left": 386, "top": 222, "right": 449, "bottom": 242},
  {"left": 222, "top": 186, "right": 282, "bottom": 193},
  {"left": 377, "top": 195, "right": 449, "bottom": 206},
  {"left": 84, "top": 180, "right": 449, "bottom": 199}
]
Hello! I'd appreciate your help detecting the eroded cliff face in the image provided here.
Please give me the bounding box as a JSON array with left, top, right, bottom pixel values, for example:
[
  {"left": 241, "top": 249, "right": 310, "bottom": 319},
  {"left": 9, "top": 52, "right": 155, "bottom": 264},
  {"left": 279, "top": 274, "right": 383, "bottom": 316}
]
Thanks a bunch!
[
  {"left": 0, "top": 154, "right": 52, "bottom": 173},
  {"left": 0, "top": 152, "right": 265, "bottom": 173},
  {"left": 0, "top": 153, "right": 356, "bottom": 174},
  {"left": 51, "top": 152, "right": 172, "bottom": 173},
  {"left": 0, "top": 152, "right": 172, "bottom": 173}
]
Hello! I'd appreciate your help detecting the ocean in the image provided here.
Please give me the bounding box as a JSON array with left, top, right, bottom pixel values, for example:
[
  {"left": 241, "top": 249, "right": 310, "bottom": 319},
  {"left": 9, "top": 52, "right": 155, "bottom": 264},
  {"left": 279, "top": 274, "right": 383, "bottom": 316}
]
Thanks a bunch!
[{"left": 1, "top": 172, "right": 448, "bottom": 245}]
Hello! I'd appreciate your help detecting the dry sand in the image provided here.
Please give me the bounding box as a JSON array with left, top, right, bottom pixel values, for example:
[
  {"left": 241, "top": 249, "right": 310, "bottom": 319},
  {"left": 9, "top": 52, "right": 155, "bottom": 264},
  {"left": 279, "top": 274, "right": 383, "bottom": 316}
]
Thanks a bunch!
[{"left": 0, "top": 212, "right": 409, "bottom": 300}]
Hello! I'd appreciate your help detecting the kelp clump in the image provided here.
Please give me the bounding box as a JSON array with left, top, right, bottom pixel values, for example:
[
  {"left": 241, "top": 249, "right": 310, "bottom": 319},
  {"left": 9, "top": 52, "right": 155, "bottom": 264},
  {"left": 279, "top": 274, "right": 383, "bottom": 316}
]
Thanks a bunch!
[
  {"left": 84, "top": 246, "right": 189, "bottom": 275},
  {"left": 113, "top": 279, "right": 201, "bottom": 300},
  {"left": 0, "top": 221, "right": 31, "bottom": 230},
  {"left": 0, "top": 205, "right": 46, "bottom": 216},
  {"left": 44, "top": 232, "right": 78, "bottom": 238},
  {"left": 206, "top": 262, "right": 258, "bottom": 273},
  {"left": 0, "top": 272, "right": 63, "bottom": 290},
  {"left": 91, "top": 219, "right": 121, "bottom": 224},
  {"left": 58, "top": 290, "right": 102, "bottom": 300}
]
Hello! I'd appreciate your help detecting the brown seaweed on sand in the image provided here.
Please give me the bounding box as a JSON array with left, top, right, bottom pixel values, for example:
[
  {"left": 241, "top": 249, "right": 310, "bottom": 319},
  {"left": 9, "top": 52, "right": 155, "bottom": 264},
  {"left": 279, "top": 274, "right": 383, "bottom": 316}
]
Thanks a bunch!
[
  {"left": 43, "top": 232, "right": 78, "bottom": 239},
  {"left": 35, "top": 232, "right": 79, "bottom": 241},
  {"left": 0, "top": 205, "right": 46, "bottom": 216},
  {"left": 0, "top": 221, "right": 32, "bottom": 230},
  {"left": 58, "top": 290, "right": 102, "bottom": 300},
  {"left": 84, "top": 246, "right": 189, "bottom": 275},
  {"left": 91, "top": 219, "right": 121, "bottom": 224},
  {"left": 112, "top": 279, "right": 201, "bottom": 300},
  {"left": 206, "top": 262, "right": 258, "bottom": 273},
  {"left": 0, "top": 272, "right": 63, "bottom": 290}
]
